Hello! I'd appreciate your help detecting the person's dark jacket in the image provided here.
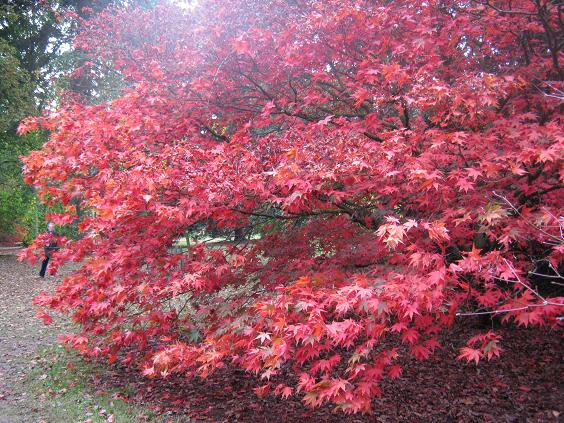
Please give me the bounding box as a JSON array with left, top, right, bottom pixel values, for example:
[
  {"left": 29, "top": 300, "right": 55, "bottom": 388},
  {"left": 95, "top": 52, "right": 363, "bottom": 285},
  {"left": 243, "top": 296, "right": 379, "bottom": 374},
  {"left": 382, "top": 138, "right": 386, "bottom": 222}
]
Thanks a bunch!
[{"left": 44, "top": 232, "right": 60, "bottom": 258}]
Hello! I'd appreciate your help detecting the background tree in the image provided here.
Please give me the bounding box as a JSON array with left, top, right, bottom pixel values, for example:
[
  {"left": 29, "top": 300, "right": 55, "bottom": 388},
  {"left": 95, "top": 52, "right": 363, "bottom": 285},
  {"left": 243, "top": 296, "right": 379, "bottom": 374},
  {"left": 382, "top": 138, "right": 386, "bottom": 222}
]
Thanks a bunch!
[
  {"left": 0, "top": 0, "right": 157, "bottom": 241},
  {"left": 0, "top": 34, "right": 43, "bottom": 240}
]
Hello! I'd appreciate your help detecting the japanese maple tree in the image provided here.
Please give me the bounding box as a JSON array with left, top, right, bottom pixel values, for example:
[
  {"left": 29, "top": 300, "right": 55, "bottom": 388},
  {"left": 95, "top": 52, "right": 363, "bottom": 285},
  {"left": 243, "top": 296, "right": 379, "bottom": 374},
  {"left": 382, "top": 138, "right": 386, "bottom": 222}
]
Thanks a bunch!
[{"left": 20, "top": 0, "right": 562, "bottom": 413}]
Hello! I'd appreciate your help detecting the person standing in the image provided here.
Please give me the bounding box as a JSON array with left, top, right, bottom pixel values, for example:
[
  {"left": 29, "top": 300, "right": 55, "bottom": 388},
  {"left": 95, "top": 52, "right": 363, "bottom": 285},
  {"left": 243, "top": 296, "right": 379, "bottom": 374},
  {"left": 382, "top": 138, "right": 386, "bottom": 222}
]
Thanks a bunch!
[{"left": 39, "top": 222, "right": 59, "bottom": 277}]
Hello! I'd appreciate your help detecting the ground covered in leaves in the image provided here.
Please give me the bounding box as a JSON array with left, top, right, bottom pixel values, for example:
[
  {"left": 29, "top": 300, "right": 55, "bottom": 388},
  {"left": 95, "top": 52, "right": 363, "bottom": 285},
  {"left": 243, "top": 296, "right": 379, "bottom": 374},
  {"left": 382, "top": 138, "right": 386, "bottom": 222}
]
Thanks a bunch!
[
  {"left": 0, "top": 252, "right": 562, "bottom": 422},
  {"left": 95, "top": 326, "right": 563, "bottom": 423}
]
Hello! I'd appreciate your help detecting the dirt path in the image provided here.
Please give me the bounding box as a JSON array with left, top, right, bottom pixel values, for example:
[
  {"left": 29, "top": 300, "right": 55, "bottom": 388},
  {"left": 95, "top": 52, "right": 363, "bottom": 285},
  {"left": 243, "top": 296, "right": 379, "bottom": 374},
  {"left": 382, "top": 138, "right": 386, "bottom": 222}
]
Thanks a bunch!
[{"left": 0, "top": 253, "right": 70, "bottom": 423}]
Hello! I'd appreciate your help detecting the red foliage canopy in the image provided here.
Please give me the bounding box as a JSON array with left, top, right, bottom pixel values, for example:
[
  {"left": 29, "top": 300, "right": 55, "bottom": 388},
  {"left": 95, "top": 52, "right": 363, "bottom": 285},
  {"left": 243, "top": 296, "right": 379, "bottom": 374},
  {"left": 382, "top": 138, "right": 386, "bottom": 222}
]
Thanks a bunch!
[{"left": 20, "top": 0, "right": 563, "bottom": 413}]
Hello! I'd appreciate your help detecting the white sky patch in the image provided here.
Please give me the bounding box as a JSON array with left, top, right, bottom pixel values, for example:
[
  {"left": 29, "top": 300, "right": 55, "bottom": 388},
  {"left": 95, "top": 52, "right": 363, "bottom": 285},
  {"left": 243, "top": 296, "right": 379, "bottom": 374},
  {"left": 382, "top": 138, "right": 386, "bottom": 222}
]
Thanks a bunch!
[{"left": 172, "top": 0, "right": 199, "bottom": 10}]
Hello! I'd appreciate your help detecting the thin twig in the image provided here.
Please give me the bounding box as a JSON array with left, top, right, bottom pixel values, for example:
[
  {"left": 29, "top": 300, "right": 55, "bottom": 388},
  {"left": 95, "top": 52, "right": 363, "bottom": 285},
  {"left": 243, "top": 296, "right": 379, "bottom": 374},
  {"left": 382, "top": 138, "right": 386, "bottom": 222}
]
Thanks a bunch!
[
  {"left": 492, "top": 191, "right": 562, "bottom": 242},
  {"left": 503, "top": 258, "right": 548, "bottom": 303}
]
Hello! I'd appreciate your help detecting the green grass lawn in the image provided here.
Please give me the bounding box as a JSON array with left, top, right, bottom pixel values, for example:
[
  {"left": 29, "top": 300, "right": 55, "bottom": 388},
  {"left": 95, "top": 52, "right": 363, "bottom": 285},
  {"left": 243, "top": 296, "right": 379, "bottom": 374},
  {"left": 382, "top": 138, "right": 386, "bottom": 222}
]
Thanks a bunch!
[
  {"left": 26, "top": 346, "right": 183, "bottom": 423},
  {"left": 173, "top": 234, "right": 262, "bottom": 248}
]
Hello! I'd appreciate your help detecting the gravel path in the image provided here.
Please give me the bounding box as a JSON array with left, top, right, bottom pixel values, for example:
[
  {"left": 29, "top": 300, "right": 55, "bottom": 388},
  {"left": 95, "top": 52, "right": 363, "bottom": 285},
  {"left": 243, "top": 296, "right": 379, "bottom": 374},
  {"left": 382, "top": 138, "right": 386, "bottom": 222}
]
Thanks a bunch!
[{"left": 0, "top": 253, "right": 71, "bottom": 423}]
